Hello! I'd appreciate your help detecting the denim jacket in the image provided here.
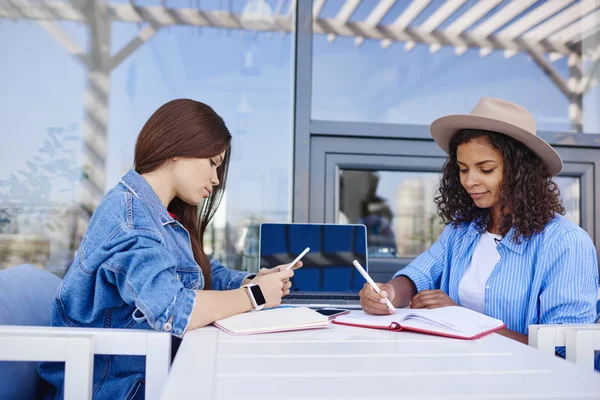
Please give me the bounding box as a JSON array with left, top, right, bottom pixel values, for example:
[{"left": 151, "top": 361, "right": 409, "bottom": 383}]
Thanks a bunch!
[{"left": 39, "top": 169, "right": 249, "bottom": 399}]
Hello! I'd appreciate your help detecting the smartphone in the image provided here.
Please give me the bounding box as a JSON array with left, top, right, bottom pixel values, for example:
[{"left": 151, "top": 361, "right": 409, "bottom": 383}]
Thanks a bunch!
[{"left": 315, "top": 308, "right": 350, "bottom": 320}]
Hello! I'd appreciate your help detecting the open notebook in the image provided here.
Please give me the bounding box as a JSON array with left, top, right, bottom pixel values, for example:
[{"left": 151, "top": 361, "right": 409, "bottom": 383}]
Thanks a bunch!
[
  {"left": 333, "top": 306, "right": 505, "bottom": 340},
  {"left": 214, "top": 307, "right": 330, "bottom": 335}
]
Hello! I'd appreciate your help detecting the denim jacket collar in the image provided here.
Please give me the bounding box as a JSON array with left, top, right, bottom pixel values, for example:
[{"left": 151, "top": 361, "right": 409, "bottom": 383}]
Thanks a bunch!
[{"left": 120, "top": 169, "right": 176, "bottom": 226}]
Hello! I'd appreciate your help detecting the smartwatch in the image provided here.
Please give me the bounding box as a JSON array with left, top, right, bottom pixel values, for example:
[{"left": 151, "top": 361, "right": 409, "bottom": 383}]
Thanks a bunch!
[{"left": 243, "top": 284, "right": 266, "bottom": 311}]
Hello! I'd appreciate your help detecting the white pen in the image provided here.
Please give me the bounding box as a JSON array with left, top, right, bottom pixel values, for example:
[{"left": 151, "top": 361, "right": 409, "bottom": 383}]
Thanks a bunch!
[
  {"left": 284, "top": 247, "right": 310, "bottom": 270},
  {"left": 352, "top": 260, "right": 396, "bottom": 312}
]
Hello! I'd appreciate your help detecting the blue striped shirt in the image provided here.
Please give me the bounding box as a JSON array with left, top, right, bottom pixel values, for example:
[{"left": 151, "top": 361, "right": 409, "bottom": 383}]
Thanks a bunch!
[{"left": 394, "top": 214, "right": 599, "bottom": 335}]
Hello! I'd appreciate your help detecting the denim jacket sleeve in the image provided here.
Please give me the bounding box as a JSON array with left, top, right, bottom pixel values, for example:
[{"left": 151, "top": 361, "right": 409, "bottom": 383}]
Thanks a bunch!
[
  {"left": 392, "top": 223, "right": 452, "bottom": 292},
  {"left": 102, "top": 227, "right": 196, "bottom": 338},
  {"left": 210, "top": 259, "right": 251, "bottom": 291},
  {"left": 539, "top": 228, "right": 598, "bottom": 326}
]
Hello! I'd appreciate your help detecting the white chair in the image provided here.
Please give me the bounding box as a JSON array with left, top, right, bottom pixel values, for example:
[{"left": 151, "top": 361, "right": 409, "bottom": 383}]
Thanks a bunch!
[
  {"left": 565, "top": 328, "right": 600, "bottom": 370},
  {"left": 0, "top": 264, "right": 172, "bottom": 399},
  {"left": 529, "top": 323, "right": 600, "bottom": 371},
  {"left": 0, "top": 331, "right": 95, "bottom": 399},
  {"left": 0, "top": 325, "right": 171, "bottom": 400},
  {"left": 529, "top": 324, "right": 592, "bottom": 354}
]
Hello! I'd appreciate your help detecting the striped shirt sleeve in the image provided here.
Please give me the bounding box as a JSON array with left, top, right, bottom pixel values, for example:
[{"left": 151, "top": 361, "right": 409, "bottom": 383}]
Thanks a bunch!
[
  {"left": 393, "top": 223, "right": 453, "bottom": 292},
  {"left": 539, "top": 228, "right": 598, "bottom": 326}
]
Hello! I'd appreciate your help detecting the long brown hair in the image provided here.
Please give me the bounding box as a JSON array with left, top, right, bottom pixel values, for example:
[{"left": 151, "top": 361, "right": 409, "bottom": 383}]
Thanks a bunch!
[
  {"left": 134, "top": 99, "right": 232, "bottom": 289},
  {"left": 435, "top": 129, "right": 564, "bottom": 243}
]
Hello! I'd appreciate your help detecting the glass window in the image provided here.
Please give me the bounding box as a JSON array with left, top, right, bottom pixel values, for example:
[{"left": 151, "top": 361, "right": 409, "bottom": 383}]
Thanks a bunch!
[
  {"left": 555, "top": 176, "right": 581, "bottom": 226},
  {"left": 0, "top": 0, "right": 295, "bottom": 275},
  {"left": 311, "top": 1, "right": 599, "bottom": 133},
  {"left": 338, "top": 170, "right": 582, "bottom": 258},
  {"left": 0, "top": 21, "right": 87, "bottom": 275},
  {"left": 338, "top": 170, "right": 444, "bottom": 258}
]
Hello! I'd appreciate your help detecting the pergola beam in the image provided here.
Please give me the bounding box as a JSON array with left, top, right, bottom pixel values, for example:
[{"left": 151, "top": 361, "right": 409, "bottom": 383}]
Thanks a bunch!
[
  {"left": 587, "top": 40, "right": 600, "bottom": 61},
  {"left": 498, "top": 0, "right": 576, "bottom": 39},
  {"left": 3, "top": 0, "right": 597, "bottom": 59},
  {"left": 441, "top": 0, "right": 502, "bottom": 55},
  {"left": 421, "top": 0, "right": 466, "bottom": 32},
  {"left": 365, "top": 0, "right": 396, "bottom": 26},
  {"left": 470, "top": 0, "right": 538, "bottom": 57},
  {"left": 497, "top": 0, "right": 577, "bottom": 58},
  {"left": 328, "top": 0, "right": 361, "bottom": 43},
  {"left": 525, "top": 44, "right": 571, "bottom": 99},
  {"left": 336, "top": 0, "right": 361, "bottom": 22},
  {"left": 355, "top": 0, "right": 396, "bottom": 46},
  {"left": 81, "top": 0, "right": 110, "bottom": 205},
  {"left": 524, "top": 1, "right": 599, "bottom": 42},
  {"left": 3, "top": 0, "right": 25, "bottom": 20},
  {"left": 549, "top": 9, "right": 600, "bottom": 45},
  {"left": 568, "top": 52, "right": 583, "bottom": 132},
  {"left": 382, "top": 0, "right": 431, "bottom": 49},
  {"left": 420, "top": 0, "right": 467, "bottom": 53},
  {"left": 312, "top": 0, "right": 326, "bottom": 19},
  {"left": 109, "top": 23, "right": 160, "bottom": 71},
  {"left": 286, "top": 0, "right": 296, "bottom": 18},
  {"left": 36, "top": 20, "right": 89, "bottom": 68},
  {"left": 4, "top": 0, "right": 83, "bottom": 22}
]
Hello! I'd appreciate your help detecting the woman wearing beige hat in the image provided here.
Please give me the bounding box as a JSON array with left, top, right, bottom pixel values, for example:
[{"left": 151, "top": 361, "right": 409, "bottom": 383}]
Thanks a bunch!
[{"left": 359, "top": 97, "right": 598, "bottom": 348}]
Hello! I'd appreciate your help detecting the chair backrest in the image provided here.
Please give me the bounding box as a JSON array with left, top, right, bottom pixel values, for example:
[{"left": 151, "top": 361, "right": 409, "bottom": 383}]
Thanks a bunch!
[
  {"left": 0, "top": 325, "right": 171, "bottom": 400},
  {"left": 565, "top": 329, "right": 600, "bottom": 370},
  {"left": 529, "top": 323, "right": 600, "bottom": 372},
  {"left": 0, "top": 264, "right": 62, "bottom": 399},
  {"left": 0, "top": 331, "right": 94, "bottom": 399}
]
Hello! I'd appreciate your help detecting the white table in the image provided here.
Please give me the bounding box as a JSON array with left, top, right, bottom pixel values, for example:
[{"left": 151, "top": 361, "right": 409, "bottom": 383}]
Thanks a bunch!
[{"left": 161, "top": 324, "right": 600, "bottom": 399}]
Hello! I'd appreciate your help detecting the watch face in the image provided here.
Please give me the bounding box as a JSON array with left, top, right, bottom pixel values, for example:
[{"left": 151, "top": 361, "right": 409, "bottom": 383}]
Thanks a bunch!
[{"left": 250, "top": 285, "right": 266, "bottom": 306}]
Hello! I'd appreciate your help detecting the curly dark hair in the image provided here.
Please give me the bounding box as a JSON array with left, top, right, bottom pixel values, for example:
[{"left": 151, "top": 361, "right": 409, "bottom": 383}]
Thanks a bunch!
[{"left": 434, "top": 129, "right": 565, "bottom": 243}]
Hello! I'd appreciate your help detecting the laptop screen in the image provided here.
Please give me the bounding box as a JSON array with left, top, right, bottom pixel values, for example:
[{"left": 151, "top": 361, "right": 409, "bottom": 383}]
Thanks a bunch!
[{"left": 259, "top": 223, "right": 368, "bottom": 293}]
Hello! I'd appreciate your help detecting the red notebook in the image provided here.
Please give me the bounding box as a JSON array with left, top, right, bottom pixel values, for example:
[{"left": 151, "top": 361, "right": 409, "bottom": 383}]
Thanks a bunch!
[{"left": 333, "top": 306, "right": 505, "bottom": 340}]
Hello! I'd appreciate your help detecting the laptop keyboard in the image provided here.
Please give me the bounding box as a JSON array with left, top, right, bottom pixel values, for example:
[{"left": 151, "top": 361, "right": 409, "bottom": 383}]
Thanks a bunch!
[{"left": 286, "top": 294, "right": 360, "bottom": 301}]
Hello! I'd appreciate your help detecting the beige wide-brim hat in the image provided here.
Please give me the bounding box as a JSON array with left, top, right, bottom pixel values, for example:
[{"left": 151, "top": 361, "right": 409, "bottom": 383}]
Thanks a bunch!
[{"left": 430, "top": 97, "right": 563, "bottom": 176}]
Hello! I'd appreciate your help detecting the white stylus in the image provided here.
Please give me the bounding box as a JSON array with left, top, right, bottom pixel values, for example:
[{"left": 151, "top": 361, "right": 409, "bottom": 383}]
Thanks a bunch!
[
  {"left": 284, "top": 247, "right": 310, "bottom": 270},
  {"left": 353, "top": 260, "right": 396, "bottom": 311}
]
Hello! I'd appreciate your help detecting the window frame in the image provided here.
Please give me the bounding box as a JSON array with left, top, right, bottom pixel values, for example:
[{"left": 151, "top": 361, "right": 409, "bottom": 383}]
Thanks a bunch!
[{"left": 309, "top": 135, "right": 598, "bottom": 281}]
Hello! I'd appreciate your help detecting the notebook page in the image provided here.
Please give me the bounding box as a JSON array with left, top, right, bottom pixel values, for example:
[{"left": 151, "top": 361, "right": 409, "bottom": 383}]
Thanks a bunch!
[
  {"left": 402, "top": 313, "right": 459, "bottom": 331},
  {"left": 215, "top": 307, "right": 329, "bottom": 334},
  {"left": 411, "top": 306, "right": 504, "bottom": 336},
  {"left": 397, "top": 318, "right": 465, "bottom": 337},
  {"left": 335, "top": 307, "right": 504, "bottom": 338},
  {"left": 334, "top": 309, "right": 418, "bottom": 328}
]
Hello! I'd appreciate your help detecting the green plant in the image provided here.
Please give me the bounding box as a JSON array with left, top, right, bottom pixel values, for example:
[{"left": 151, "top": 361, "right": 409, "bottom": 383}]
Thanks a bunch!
[{"left": 0, "top": 123, "right": 85, "bottom": 234}]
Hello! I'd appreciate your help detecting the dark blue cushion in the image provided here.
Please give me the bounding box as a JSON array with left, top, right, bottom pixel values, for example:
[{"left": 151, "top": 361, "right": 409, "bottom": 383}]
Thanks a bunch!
[{"left": 0, "top": 264, "right": 61, "bottom": 399}]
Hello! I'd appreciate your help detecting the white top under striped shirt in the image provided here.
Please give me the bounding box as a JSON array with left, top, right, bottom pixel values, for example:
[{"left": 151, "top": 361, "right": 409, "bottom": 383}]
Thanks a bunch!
[{"left": 457, "top": 231, "right": 502, "bottom": 314}]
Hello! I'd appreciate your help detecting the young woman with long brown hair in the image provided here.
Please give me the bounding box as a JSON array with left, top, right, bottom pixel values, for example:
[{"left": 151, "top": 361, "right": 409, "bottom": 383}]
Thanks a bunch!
[{"left": 39, "top": 99, "right": 298, "bottom": 399}]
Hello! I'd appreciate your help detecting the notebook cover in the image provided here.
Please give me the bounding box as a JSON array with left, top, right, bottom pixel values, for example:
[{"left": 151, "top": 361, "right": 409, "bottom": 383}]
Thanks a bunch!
[
  {"left": 214, "top": 322, "right": 330, "bottom": 336},
  {"left": 332, "top": 320, "right": 506, "bottom": 340},
  {"left": 213, "top": 307, "right": 330, "bottom": 336}
]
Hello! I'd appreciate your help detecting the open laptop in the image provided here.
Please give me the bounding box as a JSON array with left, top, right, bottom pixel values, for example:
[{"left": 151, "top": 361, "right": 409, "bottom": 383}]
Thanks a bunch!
[{"left": 259, "top": 223, "right": 368, "bottom": 309}]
